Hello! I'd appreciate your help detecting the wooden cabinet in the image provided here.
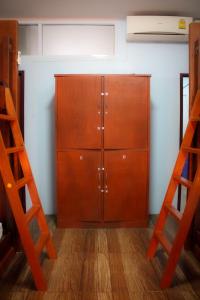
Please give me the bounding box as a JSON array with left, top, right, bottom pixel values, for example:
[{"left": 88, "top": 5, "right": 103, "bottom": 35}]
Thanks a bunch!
[{"left": 55, "top": 74, "right": 150, "bottom": 227}]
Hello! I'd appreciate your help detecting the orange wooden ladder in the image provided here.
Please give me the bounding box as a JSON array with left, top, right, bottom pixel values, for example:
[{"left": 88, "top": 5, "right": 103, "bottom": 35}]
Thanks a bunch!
[
  {"left": 0, "top": 86, "right": 57, "bottom": 290},
  {"left": 147, "top": 89, "right": 200, "bottom": 288}
]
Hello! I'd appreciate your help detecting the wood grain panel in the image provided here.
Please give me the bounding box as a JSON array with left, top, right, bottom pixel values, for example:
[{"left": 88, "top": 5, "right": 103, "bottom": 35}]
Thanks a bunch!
[
  {"left": 188, "top": 23, "right": 200, "bottom": 260},
  {"left": 55, "top": 74, "right": 149, "bottom": 227},
  {"left": 57, "top": 150, "right": 102, "bottom": 226},
  {"left": 1, "top": 219, "right": 200, "bottom": 299},
  {"left": 104, "top": 75, "right": 150, "bottom": 149},
  {"left": 189, "top": 23, "right": 200, "bottom": 108},
  {"left": 0, "top": 20, "right": 18, "bottom": 110},
  {"left": 0, "top": 20, "right": 19, "bottom": 274},
  {"left": 56, "top": 75, "right": 102, "bottom": 149},
  {"left": 0, "top": 37, "right": 10, "bottom": 95},
  {"left": 104, "top": 150, "right": 148, "bottom": 224}
]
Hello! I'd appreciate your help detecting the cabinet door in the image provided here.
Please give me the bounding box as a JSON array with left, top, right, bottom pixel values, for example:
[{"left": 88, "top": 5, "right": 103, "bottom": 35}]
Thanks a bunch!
[
  {"left": 104, "top": 150, "right": 148, "bottom": 224},
  {"left": 57, "top": 150, "right": 102, "bottom": 226},
  {"left": 104, "top": 76, "right": 149, "bottom": 149},
  {"left": 56, "top": 75, "right": 102, "bottom": 149}
]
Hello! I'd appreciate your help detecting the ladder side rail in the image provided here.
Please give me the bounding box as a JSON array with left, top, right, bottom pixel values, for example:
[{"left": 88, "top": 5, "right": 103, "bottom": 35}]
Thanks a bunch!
[
  {"left": 27, "top": 179, "right": 57, "bottom": 258},
  {"left": 0, "top": 86, "right": 57, "bottom": 290},
  {"left": 189, "top": 89, "right": 200, "bottom": 119},
  {"left": 5, "top": 88, "right": 42, "bottom": 210},
  {"left": 147, "top": 93, "right": 199, "bottom": 259},
  {"left": 147, "top": 150, "right": 187, "bottom": 258},
  {"left": 180, "top": 89, "right": 200, "bottom": 149},
  {"left": 5, "top": 87, "right": 57, "bottom": 259},
  {"left": 0, "top": 132, "right": 47, "bottom": 290},
  {"left": 17, "top": 142, "right": 57, "bottom": 258},
  {"left": 5, "top": 88, "right": 24, "bottom": 146},
  {"left": 160, "top": 161, "right": 200, "bottom": 288},
  {"left": 5, "top": 87, "right": 47, "bottom": 213},
  {"left": 147, "top": 89, "right": 200, "bottom": 288}
]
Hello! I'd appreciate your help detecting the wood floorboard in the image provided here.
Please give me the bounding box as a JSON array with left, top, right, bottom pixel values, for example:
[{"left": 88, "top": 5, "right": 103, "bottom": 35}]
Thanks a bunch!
[{"left": 0, "top": 216, "right": 200, "bottom": 299}]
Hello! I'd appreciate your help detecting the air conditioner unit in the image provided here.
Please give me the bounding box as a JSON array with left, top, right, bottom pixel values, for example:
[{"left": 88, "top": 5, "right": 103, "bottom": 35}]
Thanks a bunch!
[{"left": 127, "top": 16, "right": 193, "bottom": 43}]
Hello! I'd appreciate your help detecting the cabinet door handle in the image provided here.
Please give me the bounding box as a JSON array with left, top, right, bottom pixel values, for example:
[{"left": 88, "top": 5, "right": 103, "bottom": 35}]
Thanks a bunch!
[
  {"left": 105, "top": 171, "right": 108, "bottom": 191},
  {"left": 98, "top": 169, "right": 103, "bottom": 192}
]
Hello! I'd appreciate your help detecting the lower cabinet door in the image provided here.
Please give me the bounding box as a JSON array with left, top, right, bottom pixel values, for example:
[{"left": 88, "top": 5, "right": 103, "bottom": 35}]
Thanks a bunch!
[
  {"left": 57, "top": 150, "right": 102, "bottom": 226},
  {"left": 104, "top": 150, "right": 148, "bottom": 225}
]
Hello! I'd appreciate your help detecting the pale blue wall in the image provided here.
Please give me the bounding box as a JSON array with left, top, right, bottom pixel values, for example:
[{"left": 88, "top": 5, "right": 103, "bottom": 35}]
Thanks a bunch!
[{"left": 20, "top": 20, "right": 188, "bottom": 215}]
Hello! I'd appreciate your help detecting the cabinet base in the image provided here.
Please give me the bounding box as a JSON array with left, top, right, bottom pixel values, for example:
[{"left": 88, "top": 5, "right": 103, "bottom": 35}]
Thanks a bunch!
[{"left": 57, "top": 218, "right": 149, "bottom": 228}]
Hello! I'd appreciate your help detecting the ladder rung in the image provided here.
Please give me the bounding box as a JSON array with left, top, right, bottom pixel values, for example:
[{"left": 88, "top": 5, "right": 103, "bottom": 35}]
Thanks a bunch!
[
  {"left": 35, "top": 232, "right": 50, "bottom": 257},
  {"left": 16, "top": 176, "right": 32, "bottom": 189},
  {"left": 165, "top": 204, "right": 182, "bottom": 222},
  {"left": 0, "top": 114, "right": 15, "bottom": 121},
  {"left": 182, "top": 146, "right": 200, "bottom": 155},
  {"left": 25, "top": 205, "right": 41, "bottom": 224},
  {"left": 6, "top": 146, "right": 24, "bottom": 154},
  {"left": 173, "top": 175, "right": 192, "bottom": 188},
  {"left": 155, "top": 231, "right": 172, "bottom": 255}
]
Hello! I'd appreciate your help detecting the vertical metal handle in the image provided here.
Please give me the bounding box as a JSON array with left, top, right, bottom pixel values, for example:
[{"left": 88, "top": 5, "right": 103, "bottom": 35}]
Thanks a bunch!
[
  {"left": 98, "top": 168, "right": 104, "bottom": 192},
  {"left": 104, "top": 91, "right": 108, "bottom": 111},
  {"left": 98, "top": 167, "right": 107, "bottom": 193},
  {"left": 105, "top": 170, "right": 108, "bottom": 193}
]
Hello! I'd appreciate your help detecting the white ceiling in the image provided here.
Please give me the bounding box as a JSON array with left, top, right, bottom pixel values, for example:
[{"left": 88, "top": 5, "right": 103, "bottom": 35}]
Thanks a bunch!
[{"left": 0, "top": 0, "right": 200, "bottom": 19}]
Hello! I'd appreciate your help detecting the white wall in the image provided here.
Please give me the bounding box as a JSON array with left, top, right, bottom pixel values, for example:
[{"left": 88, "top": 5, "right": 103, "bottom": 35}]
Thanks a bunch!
[
  {"left": 183, "top": 77, "right": 189, "bottom": 134},
  {"left": 20, "top": 20, "right": 188, "bottom": 215}
]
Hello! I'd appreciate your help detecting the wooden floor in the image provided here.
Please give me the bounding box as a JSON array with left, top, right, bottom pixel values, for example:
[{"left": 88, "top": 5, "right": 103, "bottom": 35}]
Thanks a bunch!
[{"left": 0, "top": 217, "right": 200, "bottom": 299}]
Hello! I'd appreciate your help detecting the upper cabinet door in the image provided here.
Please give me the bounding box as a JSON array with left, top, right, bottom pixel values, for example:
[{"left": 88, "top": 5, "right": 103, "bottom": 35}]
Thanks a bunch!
[
  {"left": 104, "top": 76, "right": 150, "bottom": 149},
  {"left": 56, "top": 75, "right": 102, "bottom": 149}
]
